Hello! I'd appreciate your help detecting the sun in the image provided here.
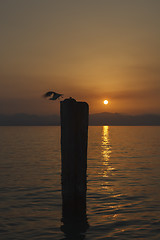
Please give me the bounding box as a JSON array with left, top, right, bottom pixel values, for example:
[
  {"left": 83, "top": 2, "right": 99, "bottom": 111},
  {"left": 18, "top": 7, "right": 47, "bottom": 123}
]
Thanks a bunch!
[{"left": 104, "top": 100, "right": 109, "bottom": 105}]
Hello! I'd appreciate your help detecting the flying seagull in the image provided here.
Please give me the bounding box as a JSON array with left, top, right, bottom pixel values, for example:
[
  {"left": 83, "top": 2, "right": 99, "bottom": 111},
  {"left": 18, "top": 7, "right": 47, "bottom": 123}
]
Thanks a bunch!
[{"left": 43, "top": 91, "right": 63, "bottom": 100}]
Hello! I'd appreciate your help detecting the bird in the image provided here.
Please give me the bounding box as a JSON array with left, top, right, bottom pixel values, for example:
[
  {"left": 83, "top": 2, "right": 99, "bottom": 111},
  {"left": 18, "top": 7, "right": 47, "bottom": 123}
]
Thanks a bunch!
[{"left": 43, "top": 91, "right": 63, "bottom": 100}]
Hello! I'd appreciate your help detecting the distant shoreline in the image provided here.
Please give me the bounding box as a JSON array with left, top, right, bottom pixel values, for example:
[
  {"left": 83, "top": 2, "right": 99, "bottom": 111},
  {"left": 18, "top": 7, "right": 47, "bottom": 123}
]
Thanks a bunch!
[
  {"left": 0, "top": 124, "right": 160, "bottom": 126},
  {"left": 0, "top": 112, "right": 160, "bottom": 126}
]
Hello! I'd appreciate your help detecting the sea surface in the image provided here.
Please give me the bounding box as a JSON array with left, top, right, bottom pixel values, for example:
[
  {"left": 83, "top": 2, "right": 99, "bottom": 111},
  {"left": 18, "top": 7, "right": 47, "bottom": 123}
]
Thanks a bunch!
[{"left": 0, "top": 126, "right": 160, "bottom": 239}]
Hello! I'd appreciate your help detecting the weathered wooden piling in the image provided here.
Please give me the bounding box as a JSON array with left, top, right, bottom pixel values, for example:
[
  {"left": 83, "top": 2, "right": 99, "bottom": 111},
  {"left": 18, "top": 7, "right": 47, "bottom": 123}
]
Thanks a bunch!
[{"left": 60, "top": 98, "right": 89, "bottom": 233}]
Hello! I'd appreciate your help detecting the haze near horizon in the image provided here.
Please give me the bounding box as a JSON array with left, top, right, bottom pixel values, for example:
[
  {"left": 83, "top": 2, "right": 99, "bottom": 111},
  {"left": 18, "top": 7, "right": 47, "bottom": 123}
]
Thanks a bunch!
[{"left": 0, "top": 0, "right": 160, "bottom": 115}]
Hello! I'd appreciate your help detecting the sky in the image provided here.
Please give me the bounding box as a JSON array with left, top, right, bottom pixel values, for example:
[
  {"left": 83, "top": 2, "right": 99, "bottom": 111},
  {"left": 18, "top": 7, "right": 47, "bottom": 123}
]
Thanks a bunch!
[{"left": 0, "top": 0, "right": 160, "bottom": 115}]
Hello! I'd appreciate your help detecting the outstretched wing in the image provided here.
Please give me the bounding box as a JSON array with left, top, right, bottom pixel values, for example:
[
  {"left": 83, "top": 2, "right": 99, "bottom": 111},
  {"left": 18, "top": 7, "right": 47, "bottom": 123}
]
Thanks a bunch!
[
  {"left": 43, "top": 91, "right": 55, "bottom": 98},
  {"left": 53, "top": 92, "right": 63, "bottom": 99},
  {"left": 49, "top": 92, "right": 63, "bottom": 100}
]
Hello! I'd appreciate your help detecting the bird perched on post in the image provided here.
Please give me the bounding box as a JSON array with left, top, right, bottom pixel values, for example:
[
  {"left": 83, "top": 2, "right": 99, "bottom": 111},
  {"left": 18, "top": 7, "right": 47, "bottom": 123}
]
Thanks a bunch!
[{"left": 43, "top": 91, "right": 63, "bottom": 100}]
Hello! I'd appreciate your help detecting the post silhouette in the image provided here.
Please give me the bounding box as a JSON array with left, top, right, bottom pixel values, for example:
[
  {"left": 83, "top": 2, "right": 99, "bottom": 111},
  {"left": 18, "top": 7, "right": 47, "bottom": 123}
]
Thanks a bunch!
[{"left": 60, "top": 98, "right": 89, "bottom": 235}]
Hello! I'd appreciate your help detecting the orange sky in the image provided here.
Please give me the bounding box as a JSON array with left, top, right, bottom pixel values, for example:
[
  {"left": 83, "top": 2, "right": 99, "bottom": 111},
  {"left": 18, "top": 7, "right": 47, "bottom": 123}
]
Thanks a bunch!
[{"left": 0, "top": 0, "right": 160, "bottom": 115}]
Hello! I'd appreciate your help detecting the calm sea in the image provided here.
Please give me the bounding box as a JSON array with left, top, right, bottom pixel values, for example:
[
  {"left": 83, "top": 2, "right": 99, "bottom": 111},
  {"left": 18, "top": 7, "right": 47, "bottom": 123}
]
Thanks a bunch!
[{"left": 0, "top": 126, "right": 160, "bottom": 240}]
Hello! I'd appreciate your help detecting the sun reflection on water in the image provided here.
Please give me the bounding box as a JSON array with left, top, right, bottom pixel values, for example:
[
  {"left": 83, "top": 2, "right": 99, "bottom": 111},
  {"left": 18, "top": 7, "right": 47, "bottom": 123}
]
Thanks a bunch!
[
  {"left": 101, "top": 126, "right": 115, "bottom": 188},
  {"left": 102, "top": 126, "right": 112, "bottom": 163}
]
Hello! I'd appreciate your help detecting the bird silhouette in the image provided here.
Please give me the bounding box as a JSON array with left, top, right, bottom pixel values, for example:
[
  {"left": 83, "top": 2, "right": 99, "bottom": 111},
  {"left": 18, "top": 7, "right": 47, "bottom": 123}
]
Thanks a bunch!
[{"left": 43, "top": 91, "right": 63, "bottom": 100}]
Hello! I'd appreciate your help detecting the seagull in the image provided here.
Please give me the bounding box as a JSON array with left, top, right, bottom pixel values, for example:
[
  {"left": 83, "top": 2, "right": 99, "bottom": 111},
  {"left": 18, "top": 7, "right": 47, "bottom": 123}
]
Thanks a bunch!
[{"left": 43, "top": 91, "right": 63, "bottom": 100}]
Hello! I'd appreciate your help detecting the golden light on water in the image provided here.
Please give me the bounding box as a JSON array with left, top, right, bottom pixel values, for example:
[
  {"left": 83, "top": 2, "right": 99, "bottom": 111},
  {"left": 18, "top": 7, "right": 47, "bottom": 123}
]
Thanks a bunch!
[
  {"left": 101, "top": 126, "right": 114, "bottom": 180},
  {"left": 104, "top": 100, "right": 109, "bottom": 105},
  {"left": 102, "top": 126, "right": 111, "bottom": 161}
]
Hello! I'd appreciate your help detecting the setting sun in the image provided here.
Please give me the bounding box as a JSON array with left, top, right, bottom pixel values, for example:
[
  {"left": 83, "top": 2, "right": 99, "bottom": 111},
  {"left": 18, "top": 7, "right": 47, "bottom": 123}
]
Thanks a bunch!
[{"left": 104, "top": 100, "right": 109, "bottom": 105}]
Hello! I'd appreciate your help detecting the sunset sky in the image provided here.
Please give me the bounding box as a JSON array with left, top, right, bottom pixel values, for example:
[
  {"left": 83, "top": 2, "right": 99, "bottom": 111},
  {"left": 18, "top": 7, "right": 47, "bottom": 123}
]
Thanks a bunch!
[{"left": 0, "top": 0, "right": 160, "bottom": 115}]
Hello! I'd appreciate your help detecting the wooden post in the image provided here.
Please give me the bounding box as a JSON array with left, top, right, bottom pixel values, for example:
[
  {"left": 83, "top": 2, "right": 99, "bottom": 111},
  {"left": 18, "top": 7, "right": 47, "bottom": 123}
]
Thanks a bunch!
[{"left": 60, "top": 98, "right": 89, "bottom": 234}]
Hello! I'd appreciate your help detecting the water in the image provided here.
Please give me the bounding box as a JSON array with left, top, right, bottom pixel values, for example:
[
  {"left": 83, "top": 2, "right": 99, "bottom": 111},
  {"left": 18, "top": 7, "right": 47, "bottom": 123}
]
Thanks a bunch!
[{"left": 0, "top": 126, "right": 160, "bottom": 239}]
